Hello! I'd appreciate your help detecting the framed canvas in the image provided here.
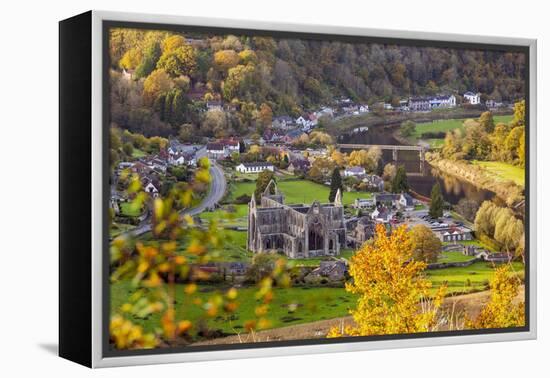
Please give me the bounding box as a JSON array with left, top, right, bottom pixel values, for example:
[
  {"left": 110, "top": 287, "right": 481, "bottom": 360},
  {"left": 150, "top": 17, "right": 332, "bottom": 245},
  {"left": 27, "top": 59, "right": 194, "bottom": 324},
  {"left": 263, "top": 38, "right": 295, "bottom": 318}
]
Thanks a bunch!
[{"left": 59, "top": 10, "right": 537, "bottom": 368}]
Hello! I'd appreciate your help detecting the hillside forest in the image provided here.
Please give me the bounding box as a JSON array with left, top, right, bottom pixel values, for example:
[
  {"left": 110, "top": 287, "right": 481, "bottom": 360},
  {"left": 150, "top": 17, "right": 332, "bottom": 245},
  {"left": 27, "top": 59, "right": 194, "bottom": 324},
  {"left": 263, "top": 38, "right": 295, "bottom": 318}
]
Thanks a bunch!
[{"left": 109, "top": 28, "right": 526, "bottom": 138}]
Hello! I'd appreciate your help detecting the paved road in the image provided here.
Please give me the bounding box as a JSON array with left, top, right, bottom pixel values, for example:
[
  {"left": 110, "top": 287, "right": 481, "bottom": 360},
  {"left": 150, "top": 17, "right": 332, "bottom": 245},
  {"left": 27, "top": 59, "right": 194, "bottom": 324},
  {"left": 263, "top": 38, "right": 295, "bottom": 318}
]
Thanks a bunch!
[{"left": 119, "top": 158, "right": 226, "bottom": 238}]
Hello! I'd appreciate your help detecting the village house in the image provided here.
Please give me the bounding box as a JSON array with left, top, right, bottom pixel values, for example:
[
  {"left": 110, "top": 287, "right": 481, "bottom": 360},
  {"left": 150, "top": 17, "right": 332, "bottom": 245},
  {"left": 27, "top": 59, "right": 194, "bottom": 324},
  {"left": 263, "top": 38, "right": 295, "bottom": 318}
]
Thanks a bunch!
[
  {"left": 287, "top": 159, "right": 310, "bottom": 174},
  {"left": 206, "top": 100, "right": 223, "bottom": 111},
  {"left": 362, "top": 174, "right": 385, "bottom": 191},
  {"left": 353, "top": 198, "right": 375, "bottom": 209},
  {"left": 235, "top": 162, "right": 275, "bottom": 174},
  {"left": 463, "top": 91, "right": 481, "bottom": 105},
  {"left": 305, "top": 260, "right": 348, "bottom": 283},
  {"left": 218, "top": 138, "right": 240, "bottom": 155},
  {"left": 408, "top": 97, "right": 431, "bottom": 112},
  {"left": 429, "top": 94, "right": 456, "bottom": 108},
  {"left": 370, "top": 206, "right": 393, "bottom": 223},
  {"left": 344, "top": 166, "right": 366, "bottom": 177},
  {"left": 272, "top": 115, "right": 295, "bottom": 130},
  {"left": 374, "top": 193, "right": 400, "bottom": 207},
  {"left": 206, "top": 142, "right": 226, "bottom": 159},
  {"left": 398, "top": 193, "right": 415, "bottom": 211},
  {"left": 485, "top": 99, "right": 504, "bottom": 109},
  {"left": 142, "top": 176, "right": 160, "bottom": 198},
  {"left": 432, "top": 225, "right": 474, "bottom": 242}
]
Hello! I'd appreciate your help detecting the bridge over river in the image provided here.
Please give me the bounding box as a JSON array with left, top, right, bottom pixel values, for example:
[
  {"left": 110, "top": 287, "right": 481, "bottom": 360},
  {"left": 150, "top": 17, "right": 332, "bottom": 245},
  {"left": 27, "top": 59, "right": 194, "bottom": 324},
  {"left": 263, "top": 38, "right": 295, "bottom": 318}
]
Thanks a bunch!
[{"left": 337, "top": 143, "right": 428, "bottom": 176}]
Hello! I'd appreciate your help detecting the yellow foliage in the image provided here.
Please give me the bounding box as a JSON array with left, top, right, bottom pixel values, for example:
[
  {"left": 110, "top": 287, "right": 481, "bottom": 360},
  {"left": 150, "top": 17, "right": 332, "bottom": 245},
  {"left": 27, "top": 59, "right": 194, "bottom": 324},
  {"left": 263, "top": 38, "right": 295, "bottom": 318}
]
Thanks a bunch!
[
  {"left": 329, "top": 225, "right": 445, "bottom": 337},
  {"left": 466, "top": 265, "right": 525, "bottom": 329}
]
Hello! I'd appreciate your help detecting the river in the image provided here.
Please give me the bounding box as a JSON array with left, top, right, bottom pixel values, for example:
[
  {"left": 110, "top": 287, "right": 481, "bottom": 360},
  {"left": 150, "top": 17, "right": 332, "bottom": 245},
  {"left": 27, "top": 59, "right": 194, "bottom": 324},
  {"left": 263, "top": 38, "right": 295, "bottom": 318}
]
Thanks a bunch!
[{"left": 338, "top": 127, "right": 495, "bottom": 206}]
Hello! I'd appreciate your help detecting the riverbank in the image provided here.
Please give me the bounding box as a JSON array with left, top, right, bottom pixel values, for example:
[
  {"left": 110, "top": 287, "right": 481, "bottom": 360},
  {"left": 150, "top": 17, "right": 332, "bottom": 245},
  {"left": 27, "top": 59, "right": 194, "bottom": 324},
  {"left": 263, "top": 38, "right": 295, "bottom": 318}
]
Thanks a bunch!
[{"left": 426, "top": 154, "right": 524, "bottom": 206}]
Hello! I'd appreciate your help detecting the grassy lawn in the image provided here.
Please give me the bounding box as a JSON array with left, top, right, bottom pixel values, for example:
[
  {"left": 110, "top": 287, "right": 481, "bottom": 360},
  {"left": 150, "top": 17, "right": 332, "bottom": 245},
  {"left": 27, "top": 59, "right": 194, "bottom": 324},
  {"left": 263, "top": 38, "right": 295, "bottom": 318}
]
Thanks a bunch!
[
  {"left": 200, "top": 204, "right": 249, "bottom": 228},
  {"left": 411, "top": 115, "right": 513, "bottom": 147},
  {"left": 229, "top": 179, "right": 372, "bottom": 206},
  {"left": 292, "top": 249, "right": 356, "bottom": 267},
  {"left": 131, "top": 148, "right": 147, "bottom": 158},
  {"left": 111, "top": 281, "right": 357, "bottom": 336},
  {"left": 110, "top": 260, "right": 525, "bottom": 337},
  {"left": 438, "top": 251, "right": 476, "bottom": 263},
  {"left": 425, "top": 261, "right": 524, "bottom": 295},
  {"left": 472, "top": 161, "right": 525, "bottom": 187},
  {"left": 119, "top": 202, "right": 143, "bottom": 217}
]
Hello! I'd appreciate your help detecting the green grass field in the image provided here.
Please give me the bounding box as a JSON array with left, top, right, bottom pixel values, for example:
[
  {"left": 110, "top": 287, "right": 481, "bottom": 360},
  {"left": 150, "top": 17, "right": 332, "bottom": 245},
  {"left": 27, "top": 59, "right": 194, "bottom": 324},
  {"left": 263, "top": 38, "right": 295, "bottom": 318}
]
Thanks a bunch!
[
  {"left": 412, "top": 115, "right": 513, "bottom": 148},
  {"left": 200, "top": 204, "right": 249, "bottom": 228},
  {"left": 229, "top": 179, "right": 372, "bottom": 206},
  {"left": 425, "top": 261, "right": 524, "bottom": 294},
  {"left": 119, "top": 202, "right": 142, "bottom": 217},
  {"left": 111, "top": 281, "right": 357, "bottom": 336},
  {"left": 111, "top": 259, "right": 525, "bottom": 337},
  {"left": 472, "top": 161, "right": 525, "bottom": 187},
  {"left": 131, "top": 148, "right": 147, "bottom": 158},
  {"left": 438, "top": 251, "right": 476, "bottom": 263}
]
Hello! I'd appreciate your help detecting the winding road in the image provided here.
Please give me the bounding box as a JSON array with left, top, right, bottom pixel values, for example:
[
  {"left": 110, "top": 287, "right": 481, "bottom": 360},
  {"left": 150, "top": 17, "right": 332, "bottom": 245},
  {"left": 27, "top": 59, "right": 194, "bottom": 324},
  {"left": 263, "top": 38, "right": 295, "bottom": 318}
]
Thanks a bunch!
[{"left": 120, "top": 158, "right": 227, "bottom": 238}]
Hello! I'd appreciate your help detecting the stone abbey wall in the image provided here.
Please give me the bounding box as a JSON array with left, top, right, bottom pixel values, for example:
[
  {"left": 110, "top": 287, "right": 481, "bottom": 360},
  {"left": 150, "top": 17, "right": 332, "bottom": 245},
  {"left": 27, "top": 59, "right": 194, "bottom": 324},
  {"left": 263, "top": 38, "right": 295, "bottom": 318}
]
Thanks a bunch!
[{"left": 247, "top": 181, "right": 346, "bottom": 259}]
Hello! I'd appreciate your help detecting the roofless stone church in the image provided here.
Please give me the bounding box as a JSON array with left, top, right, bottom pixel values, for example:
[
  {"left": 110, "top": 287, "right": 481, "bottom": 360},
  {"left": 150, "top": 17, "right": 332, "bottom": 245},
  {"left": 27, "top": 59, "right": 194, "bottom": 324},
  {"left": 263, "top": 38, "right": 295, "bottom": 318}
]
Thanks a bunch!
[{"left": 247, "top": 180, "right": 346, "bottom": 259}]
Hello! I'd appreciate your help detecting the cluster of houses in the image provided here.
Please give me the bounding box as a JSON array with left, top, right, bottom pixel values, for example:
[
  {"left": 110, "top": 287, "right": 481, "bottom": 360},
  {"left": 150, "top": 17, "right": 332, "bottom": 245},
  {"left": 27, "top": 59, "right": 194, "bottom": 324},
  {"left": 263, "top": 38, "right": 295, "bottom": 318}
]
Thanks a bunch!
[
  {"left": 343, "top": 166, "right": 385, "bottom": 192},
  {"left": 111, "top": 140, "right": 202, "bottom": 214}
]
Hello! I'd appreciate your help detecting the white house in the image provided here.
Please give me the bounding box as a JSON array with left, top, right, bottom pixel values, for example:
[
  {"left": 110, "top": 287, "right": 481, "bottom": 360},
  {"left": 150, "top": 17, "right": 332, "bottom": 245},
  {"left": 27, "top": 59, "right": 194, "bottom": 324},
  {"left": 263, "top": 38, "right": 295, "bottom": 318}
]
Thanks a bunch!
[
  {"left": 463, "top": 91, "right": 481, "bottom": 105},
  {"left": 398, "top": 193, "right": 415, "bottom": 211},
  {"left": 206, "top": 142, "right": 227, "bottom": 159},
  {"left": 235, "top": 162, "right": 275, "bottom": 174},
  {"left": 429, "top": 95, "right": 456, "bottom": 109},
  {"left": 344, "top": 166, "right": 366, "bottom": 177},
  {"left": 142, "top": 178, "right": 160, "bottom": 198},
  {"left": 359, "top": 104, "right": 369, "bottom": 113},
  {"left": 354, "top": 198, "right": 375, "bottom": 209}
]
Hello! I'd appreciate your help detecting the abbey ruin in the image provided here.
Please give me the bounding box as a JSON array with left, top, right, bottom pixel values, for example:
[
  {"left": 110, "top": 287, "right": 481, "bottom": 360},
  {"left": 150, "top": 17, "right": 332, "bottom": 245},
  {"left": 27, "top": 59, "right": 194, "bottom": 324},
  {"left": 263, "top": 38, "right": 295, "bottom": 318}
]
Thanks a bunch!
[{"left": 247, "top": 180, "right": 346, "bottom": 258}]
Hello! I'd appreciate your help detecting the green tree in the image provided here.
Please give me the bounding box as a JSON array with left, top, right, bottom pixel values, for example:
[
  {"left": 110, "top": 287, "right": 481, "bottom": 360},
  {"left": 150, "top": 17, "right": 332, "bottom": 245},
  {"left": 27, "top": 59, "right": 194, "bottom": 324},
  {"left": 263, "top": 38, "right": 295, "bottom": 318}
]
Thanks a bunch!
[
  {"left": 122, "top": 142, "right": 134, "bottom": 156},
  {"left": 391, "top": 166, "right": 409, "bottom": 193},
  {"left": 429, "top": 182, "right": 444, "bottom": 219},
  {"left": 328, "top": 168, "right": 343, "bottom": 203},
  {"left": 254, "top": 170, "right": 276, "bottom": 202},
  {"left": 400, "top": 120, "right": 416, "bottom": 137},
  {"left": 134, "top": 42, "right": 162, "bottom": 79}
]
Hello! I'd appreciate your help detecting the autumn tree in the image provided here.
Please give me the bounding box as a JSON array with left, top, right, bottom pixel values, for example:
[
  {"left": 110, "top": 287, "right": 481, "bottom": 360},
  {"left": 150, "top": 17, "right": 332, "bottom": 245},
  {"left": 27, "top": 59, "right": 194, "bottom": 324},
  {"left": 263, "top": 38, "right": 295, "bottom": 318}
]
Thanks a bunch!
[
  {"left": 328, "top": 168, "right": 343, "bottom": 203},
  {"left": 331, "top": 150, "right": 347, "bottom": 167},
  {"left": 119, "top": 47, "right": 142, "bottom": 71},
  {"left": 466, "top": 265, "right": 525, "bottom": 329},
  {"left": 429, "top": 182, "right": 444, "bottom": 219},
  {"left": 143, "top": 69, "right": 173, "bottom": 104},
  {"left": 383, "top": 163, "right": 397, "bottom": 182},
  {"left": 410, "top": 224, "right": 442, "bottom": 263},
  {"left": 478, "top": 111, "right": 495, "bottom": 133},
  {"left": 201, "top": 109, "right": 228, "bottom": 137},
  {"left": 214, "top": 49, "right": 240, "bottom": 70},
  {"left": 258, "top": 103, "right": 273, "bottom": 127},
  {"left": 157, "top": 35, "right": 197, "bottom": 77},
  {"left": 328, "top": 225, "right": 446, "bottom": 337}
]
